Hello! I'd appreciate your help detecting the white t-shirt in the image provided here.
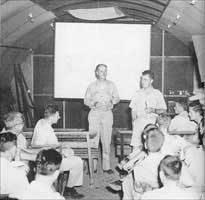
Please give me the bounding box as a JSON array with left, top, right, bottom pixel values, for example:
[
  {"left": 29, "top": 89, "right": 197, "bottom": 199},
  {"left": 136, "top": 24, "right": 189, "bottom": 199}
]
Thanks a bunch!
[
  {"left": 133, "top": 152, "right": 164, "bottom": 188},
  {"left": 141, "top": 183, "right": 200, "bottom": 200},
  {"left": 129, "top": 88, "right": 167, "bottom": 118},
  {"left": 31, "top": 119, "right": 59, "bottom": 146},
  {"left": 161, "top": 130, "right": 189, "bottom": 156},
  {"left": 182, "top": 145, "right": 205, "bottom": 188},
  {"left": 0, "top": 157, "right": 29, "bottom": 196},
  {"left": 169, "top": 111, "right": 197, "bottom": 132},
  {"left": 16, "top": 175, "right": 64, "bottom": 200}
]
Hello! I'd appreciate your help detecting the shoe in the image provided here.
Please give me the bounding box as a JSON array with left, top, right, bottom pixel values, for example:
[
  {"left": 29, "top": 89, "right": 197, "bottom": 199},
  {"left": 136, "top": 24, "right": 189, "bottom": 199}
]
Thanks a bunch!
[
  {"left": 103, "top": 169, "right": 114, "bottom": 174},
  {"left": 107, "top": 180, "right": 122, "bottom": 191},
  {"left": 63, "top": 187, "right": 84, "bottom": 199}
]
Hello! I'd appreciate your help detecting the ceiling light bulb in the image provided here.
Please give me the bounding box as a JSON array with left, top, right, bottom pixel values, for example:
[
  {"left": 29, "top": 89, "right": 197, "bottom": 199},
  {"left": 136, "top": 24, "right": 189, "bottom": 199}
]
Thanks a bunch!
[
  {"left": 176, "top": 14, "right": 181, "bottom": 20},
  {"left": 190, "top": 0, "right": 196, "bottom": 5},
  {"left": 167, "top": 24, "right": 172, "bottom": 28},
  {"left": 27, "top": 13, "right": 34, "bottom": 23},
  {"left": 28, "top": 13, "right": 33, "bottom": 18}
]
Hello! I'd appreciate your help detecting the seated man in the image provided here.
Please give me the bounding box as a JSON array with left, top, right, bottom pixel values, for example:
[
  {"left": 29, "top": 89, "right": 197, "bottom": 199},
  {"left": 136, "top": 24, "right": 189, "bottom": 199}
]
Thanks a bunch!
[
  {"left": 0, "top": 132, "right": 29, "bottom": 198},
  {"left": 188, "top": 101, "right": 204, "bottom": 146},
  {"left": 156, "top": 113, "right": 189, "bottom": 156},
  {"left": 31, "top": 104, "right": 84, "bottom": 199},
  {"left": 108, "top": 124, "right": 165, "bottom": 200},
  {"left": 169, "top": 101, "right": 196, "bottom": 132},
  {"left": 15, "top": 148, "right": 64, "bottom": 200},
  {"left": 181, "top": 122, "right": 205, "bottom": 190},
  {"left": 141, "top": 155, "right": 200, "bottom": 200},
  {"left": 2, "top": 112, "right": 27, "bottom": 160},
  {"left": 157, "top": 113, "right": 204, "bottom": 189}
]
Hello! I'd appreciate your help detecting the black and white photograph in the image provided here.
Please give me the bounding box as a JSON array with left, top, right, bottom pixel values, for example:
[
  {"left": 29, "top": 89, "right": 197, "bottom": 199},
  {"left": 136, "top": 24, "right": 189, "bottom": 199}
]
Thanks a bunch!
[{"left": 0, "top": 0, "right": 205, "bottom": 199}]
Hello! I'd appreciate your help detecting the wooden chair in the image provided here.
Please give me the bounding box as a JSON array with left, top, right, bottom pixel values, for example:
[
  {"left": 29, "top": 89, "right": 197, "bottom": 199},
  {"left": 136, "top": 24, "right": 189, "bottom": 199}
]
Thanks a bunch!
[{"left": 114, "top": 129, "right": 132, "bottom": 161}]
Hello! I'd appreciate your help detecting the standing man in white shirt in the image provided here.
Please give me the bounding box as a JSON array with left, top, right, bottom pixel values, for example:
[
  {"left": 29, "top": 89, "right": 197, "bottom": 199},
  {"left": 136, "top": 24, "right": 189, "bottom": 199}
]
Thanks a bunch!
[
  {"left": 84, "top": 64, "right": 120, "bottom": 174},
  {"left": 31, "top": 104, "right": 84, "bottom": 199},
  {"left": 129, "top": 70, "right": 167, "bottom": 150}
]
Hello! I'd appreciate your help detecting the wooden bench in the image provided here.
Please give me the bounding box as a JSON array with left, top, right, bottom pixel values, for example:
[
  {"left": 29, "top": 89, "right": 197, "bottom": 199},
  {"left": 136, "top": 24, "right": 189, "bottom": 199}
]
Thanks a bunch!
[{"left": 23, "top": 129, "right": 99, "bottom": 186}]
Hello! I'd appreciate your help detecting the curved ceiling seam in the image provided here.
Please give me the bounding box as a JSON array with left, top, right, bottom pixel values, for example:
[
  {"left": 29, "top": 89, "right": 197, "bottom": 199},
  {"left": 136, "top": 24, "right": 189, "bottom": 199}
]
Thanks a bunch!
[
  {"left": 59, "top": 0, "right": 164, "bottom": 12},
  {"left": 14, "top": 30, "right": 53, "bottom": 62},
  {"left": 1, "top": 10, "right": 54, "bottom": 42},
  {"left": 52, "top": 1, "right": 162, "bottom": 16},
  {"left": 1, "top": 21, "right": 53, "bottom": 58},
  {"left": 1, "top": 3, "right": 36, "bottom": 24},
  {"left": 119, "top": 7, "right": 159, "bottom": 19},
  {"left": 119, "top": 8, "right": 158, "bottom": 22},
  {"left": 163, "top": 4, "right": 205, "bottom": 29}
]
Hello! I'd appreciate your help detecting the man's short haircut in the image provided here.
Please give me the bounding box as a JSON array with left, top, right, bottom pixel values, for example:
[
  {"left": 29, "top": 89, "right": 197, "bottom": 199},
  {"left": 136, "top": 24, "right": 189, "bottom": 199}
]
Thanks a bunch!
[
  {"left": 36, "top": 148, "right": 62, "bottom": 175},
  {"left": 159, "top": 155, "right": 182, "bottom": 181},
  {"left": 189, "top": 100, "right": 203, "bottom": 116},
  {"left": 175, "top": 100, "right": 187, "bottom": 111},
  {"left": 3, "top": 112, "right": 25, "bottom": 130},
  {"left": 156, "top": 113, "right": 171, "bottom": 126},
  {"left": 142, "top": 70, "right": 154, "bottom": 80},
  {"left": 141, "top": 123, "right": 164, "bottom": 153},
  {"left": 0, "top": 132, "right": 17, "bottom": 152},
  {"left": 44, "top": 104, "right": 59, "bottom": 118},
  {"left": 95, "top": 64, "right": 107, "bottom": 72}
]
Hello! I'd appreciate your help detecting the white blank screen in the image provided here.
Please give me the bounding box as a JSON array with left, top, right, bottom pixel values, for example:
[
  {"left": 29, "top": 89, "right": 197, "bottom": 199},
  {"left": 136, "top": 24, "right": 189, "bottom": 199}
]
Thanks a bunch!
[{"left": 54, "top": 22, "right": 151, "bottom": 100}]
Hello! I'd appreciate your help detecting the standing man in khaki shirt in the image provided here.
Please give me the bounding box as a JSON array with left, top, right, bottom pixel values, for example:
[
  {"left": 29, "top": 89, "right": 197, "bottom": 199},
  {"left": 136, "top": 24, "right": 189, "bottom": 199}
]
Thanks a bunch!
[
  {"left": 84, "top": 64, "right": 120, "bottom": 174},
  {"left": 130, "top": 70, "right": 167, "bottom": 150}
]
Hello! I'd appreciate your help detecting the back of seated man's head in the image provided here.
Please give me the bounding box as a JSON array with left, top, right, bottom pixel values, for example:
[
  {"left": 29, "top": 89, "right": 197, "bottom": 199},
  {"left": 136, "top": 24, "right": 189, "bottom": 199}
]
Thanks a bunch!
[
  {"left": 3, "top": 112, "right": 25, "bottom": 133},
  {"left": 142, "top": 124, "right": 164, "bottom": 153},
  {"left": 36, "top": 148, "right": 62, "bottom": 176},
  {"left": 189, "top": 100, "right": 203, "bottom": 117},
  {"left": 156, "top": 113, "right": 171, "bottom": 128},
  {"left": 44, "top": 104, "right": 59, "bottom": 118},
  {"left": 159, "top": 155, "right": 182, "bottom": 184},
  {"left": 0, "top": 132, "right": 17, "bottom": 161},
  {"left": 174, "top": 101, "right": 187, "bottom": 114}
]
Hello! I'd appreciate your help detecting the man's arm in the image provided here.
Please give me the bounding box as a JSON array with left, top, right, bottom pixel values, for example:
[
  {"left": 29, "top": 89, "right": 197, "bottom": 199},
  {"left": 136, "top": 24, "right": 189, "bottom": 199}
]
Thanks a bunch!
[
  {"left": 146, "top": 91, "right": 167, "bottom": 114},
  {"left": 84, "top": 85, "right": 96, "bottom": 109},
  {"left": 131, "top": 110, "right": 138, "bottom": 122},
  {"left": 111, "top": 83, "right": 120, "bottom": 105}
]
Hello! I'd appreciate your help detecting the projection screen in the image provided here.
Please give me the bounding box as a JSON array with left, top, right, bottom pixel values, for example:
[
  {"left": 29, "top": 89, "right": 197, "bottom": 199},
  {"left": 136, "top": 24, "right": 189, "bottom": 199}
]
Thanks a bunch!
[{"left": 54, "top": 22, "right": 151, "bottom": 100}]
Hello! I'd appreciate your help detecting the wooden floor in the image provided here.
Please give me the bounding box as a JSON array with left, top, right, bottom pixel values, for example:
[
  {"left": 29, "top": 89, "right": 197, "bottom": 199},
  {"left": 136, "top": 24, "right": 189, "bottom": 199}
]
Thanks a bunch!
[{"left": 68, "top": 143, "right": 121, "bottom": 200}]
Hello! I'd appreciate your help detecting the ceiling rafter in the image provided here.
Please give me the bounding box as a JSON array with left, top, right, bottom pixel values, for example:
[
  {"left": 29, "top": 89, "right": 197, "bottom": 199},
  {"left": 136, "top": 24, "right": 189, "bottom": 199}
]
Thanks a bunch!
[{"left": 31, "top": 0, "right": 168, "bottom": 23}]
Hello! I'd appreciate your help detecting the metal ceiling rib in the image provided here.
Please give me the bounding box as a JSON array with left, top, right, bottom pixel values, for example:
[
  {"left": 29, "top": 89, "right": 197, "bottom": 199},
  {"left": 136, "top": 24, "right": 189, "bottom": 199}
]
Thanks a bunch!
[
  {"left": 158, "top": 0, "right": 205, "bottom": 43},
  {"left": 31, "top": 0, "right": 169, "bottom": 23}
]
